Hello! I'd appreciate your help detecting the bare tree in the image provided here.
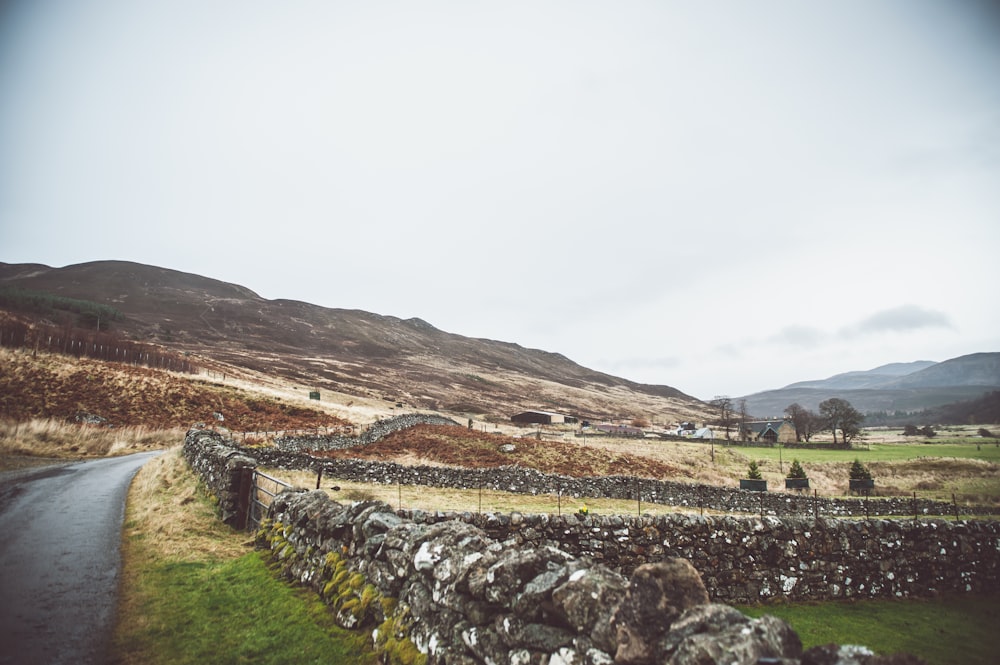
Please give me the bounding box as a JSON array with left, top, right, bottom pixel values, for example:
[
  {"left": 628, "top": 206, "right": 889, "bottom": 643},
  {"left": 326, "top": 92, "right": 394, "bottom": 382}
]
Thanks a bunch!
[
  {"left": 784, "top": 402, "right": 819, "bottom": 442},
  {"left": 819, "top": 398, "right": 864, "bottom": 445},
  {"left": 711, "top": 395, "right": 734, "bottom": 441},
  {"left": 737, "top": 399, "right": 750, "bottom": 442}
]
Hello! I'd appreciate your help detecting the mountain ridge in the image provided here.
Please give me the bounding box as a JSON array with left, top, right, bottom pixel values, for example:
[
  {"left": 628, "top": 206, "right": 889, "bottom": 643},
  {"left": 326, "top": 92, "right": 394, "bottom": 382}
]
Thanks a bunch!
[
  {"left": 0, "top": 260, "right": 706, "bottom": 423},
  {"left": 740, "top": 353, "right": 1000, "bottom": 418}
]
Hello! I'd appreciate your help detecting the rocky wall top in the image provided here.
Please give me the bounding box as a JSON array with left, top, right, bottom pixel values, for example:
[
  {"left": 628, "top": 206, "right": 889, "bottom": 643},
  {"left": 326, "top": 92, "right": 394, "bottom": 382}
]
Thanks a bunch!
[{"left": 274, "top": 413, "right": 459, "bottom": 452}]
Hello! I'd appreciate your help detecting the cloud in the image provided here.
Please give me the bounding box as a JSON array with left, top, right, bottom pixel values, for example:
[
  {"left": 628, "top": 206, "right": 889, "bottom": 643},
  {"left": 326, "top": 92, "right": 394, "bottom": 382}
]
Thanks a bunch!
[
  {"left": 849, "top": 305, "right": 953, "bottom": 336},
  {"left": 766, "top": 325, "right": 828, "bottom": 347}
]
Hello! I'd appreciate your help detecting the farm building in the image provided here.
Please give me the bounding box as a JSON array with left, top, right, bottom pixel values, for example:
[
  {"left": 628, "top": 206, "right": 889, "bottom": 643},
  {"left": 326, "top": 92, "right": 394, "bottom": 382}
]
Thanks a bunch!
[
  {"left": 510, "top": 410, "right": 577, "bottom": 425},
  {"left": 668, "top": 425, "right": 713, "bottom": 440},
  {"left": 595, "top": 424, "right": 646, "bottom": 437},
  {"left": 740, "top": 420, "right": 796, "bottom": 444}
]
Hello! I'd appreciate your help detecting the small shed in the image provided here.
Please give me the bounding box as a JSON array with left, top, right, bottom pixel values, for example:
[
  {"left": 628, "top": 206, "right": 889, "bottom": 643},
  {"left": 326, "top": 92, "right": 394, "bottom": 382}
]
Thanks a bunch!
[{"left": 692, "top": 427, "right": 713, "bottom": 440}]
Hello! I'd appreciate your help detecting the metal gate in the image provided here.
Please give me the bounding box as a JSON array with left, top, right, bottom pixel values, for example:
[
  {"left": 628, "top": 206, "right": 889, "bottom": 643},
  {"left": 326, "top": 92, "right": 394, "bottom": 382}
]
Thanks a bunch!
[{"left": 247, "top": 469, "right": 293, "bottom": 531}]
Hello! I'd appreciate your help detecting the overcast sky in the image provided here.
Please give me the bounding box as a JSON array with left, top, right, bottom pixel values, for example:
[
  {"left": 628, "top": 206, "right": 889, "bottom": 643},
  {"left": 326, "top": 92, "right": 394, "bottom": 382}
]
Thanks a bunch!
[{"left": 2, "top": 1, "right": 998, "bottom": 400}]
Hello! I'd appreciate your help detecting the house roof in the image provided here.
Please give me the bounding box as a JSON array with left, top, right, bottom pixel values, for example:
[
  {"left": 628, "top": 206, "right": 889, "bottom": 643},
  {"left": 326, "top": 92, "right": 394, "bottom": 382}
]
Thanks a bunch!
[{"left": 744, "top": 420, "right": 788, "bottom": 435}]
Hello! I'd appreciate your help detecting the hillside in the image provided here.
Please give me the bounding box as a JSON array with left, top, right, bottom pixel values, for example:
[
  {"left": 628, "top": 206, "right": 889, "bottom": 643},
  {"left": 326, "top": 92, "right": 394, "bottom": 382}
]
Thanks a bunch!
[
  {"left": 0, "top": 260, "right": 710, "bottom": 425},
  {"left": 740, "top": 354, "right": 1000, "bottom": 418},
  {"left": 0, "top": 347, "right": 347, "bottom": 432}
]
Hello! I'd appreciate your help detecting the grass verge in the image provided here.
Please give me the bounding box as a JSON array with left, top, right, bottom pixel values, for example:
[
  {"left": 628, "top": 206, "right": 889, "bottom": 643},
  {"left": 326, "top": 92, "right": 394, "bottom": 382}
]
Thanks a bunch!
[
  {"left": 0, "top": 418, "right": 181, "bottom": 469},
  {"left": 739, "top": 594, "right": 1000, "bottom": 665},
  {"left": 112, "top": 448, "right": 376, "bottom": 665}
]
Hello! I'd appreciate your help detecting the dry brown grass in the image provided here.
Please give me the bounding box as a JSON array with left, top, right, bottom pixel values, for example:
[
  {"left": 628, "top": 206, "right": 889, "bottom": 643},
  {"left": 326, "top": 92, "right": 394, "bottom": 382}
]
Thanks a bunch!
[
  {"left": 0, "top": 347, "right": 349, "bottom": 432},
  {"left": 315, "top": 424, "right": 688, "bottom": 479},
  {"left": 122, "top": 447, "right": 249, "bottom": 561},
  {"left": 0, "top": 418, "right": 181, "bottom": 470},
  {"left": 269, "top": 469, "right": 701, "bottom": 517}
]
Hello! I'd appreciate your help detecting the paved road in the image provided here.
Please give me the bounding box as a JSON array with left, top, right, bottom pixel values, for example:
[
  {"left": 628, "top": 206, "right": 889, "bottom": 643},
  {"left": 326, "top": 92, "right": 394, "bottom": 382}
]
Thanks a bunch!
[{"left": 0, "top": 451, "right": 163, "bottom": 665}]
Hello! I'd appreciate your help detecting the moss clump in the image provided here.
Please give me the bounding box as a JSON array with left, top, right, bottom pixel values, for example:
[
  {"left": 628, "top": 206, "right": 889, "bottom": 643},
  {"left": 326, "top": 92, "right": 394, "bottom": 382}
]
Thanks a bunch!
[{"left": 374, "top": 608, "right": 426, "bottom": 665}]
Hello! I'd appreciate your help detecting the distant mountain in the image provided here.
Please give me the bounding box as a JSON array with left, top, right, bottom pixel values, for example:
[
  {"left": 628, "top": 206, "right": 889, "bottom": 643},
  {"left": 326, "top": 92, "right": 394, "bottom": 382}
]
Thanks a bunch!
[
  {"left": 739, "top": 353, "right": 1000, "bottom": 418},
  {"left": 783, "top": 361, "right": 938, "bottom": 391},
  {"left": 0, "top": 260, "right": 709, "bottom": 423}
]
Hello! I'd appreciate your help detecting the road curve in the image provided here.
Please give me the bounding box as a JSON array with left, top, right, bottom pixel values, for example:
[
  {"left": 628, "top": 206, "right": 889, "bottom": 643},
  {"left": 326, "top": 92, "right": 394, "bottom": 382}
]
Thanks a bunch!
[{"left": 0, "top": 451, "right": 163, "bottom": 665}]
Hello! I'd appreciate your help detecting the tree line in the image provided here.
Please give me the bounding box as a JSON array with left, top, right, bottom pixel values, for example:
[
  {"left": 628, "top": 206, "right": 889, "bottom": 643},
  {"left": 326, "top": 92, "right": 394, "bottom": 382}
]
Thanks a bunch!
[
  {"left": 0, "top": 286, "right": 123, "bottom": 331},
  {"left": 711, "top": 396, "right": 864, "bottom": 444},
  {"left": 0, "top": 318, "right": 196, "bottom": 373}
]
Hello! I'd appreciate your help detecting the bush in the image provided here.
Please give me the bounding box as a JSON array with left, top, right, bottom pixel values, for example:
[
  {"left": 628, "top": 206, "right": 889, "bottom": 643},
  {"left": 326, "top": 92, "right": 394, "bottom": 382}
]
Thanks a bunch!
[
  {"left": 978, "top": 428, "right": 994, "bottom": 438},
  {"left": 849, "top": 459, "right": 872, "bottom": 481},
  {"left": 786, "top": 459, "right": 807, "bottom": 480},
  {"left": 747, "top": 460, "right": 762, "bottom": 480}
]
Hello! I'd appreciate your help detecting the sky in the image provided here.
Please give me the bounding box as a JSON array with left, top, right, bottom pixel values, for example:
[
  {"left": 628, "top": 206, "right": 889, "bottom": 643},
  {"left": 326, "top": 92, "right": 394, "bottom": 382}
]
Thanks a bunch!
[{"left": 1, "top": 1, "right": 999, "bottom": 401}]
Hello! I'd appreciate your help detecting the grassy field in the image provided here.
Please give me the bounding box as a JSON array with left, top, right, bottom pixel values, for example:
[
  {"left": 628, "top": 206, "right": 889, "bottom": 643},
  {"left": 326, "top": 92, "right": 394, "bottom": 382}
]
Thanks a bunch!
[
  {"left": 113, "top": 449, "right": 376, "bottom": 665},
  {"left": 739, "top": 594, "right": 1000, "bottom": 665},
  {"left": 269, "top": 469, "right": 702, "bottom": 517}
]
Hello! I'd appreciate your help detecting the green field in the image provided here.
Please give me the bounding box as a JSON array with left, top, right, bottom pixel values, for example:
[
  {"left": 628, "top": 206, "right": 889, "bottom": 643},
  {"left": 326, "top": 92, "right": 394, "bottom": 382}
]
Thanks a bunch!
[
  {"left": 725, "top": 441, "right": 1000, "bottom": 465},
  {"left": 740, "top": 594, "right": 1000, "bottom": 665}
]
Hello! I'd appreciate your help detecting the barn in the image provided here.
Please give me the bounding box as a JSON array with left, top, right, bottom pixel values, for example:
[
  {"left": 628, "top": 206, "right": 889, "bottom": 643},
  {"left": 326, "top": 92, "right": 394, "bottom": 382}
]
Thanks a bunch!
[{"left": 511, "top": 410, "right": 576, "bottom": 425}]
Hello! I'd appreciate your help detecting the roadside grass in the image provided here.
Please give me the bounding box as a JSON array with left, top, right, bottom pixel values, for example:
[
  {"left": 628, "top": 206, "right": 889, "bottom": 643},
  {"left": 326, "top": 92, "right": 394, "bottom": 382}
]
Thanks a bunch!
[
  {"left": 113, "top": 448, "right": 376, "bottom": 665},
  {"left": 739, "top": 594, "right": 1000, "bottom": 665},
  {"left": 0, "top": 418, "right": 180, "bottom": 469}
]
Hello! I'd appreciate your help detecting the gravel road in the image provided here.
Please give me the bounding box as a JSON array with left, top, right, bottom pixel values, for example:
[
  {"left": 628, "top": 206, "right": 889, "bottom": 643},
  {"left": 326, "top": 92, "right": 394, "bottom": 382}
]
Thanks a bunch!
[{"left": 0, "top": 451, "right": 163, "bottom": 665}]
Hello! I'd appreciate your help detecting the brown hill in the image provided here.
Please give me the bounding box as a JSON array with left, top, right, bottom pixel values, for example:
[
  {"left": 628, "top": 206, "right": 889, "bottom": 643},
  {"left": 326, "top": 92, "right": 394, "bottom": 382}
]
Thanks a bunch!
[
  {"left": 0, "top": 347, "right": 348, "bottom": 432},
  {"left": 0, "top": 260, "right": 710, "bottom": 425}
]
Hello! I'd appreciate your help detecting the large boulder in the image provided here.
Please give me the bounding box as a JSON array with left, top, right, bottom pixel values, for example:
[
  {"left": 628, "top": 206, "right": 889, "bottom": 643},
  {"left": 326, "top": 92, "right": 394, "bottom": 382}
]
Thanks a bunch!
[
  {"left": 551, "top": 566, "right": 629, "bottom": 653},
  {"left": 612, "top": 558, "right": 710, "bottom": 664},
  {"left": 662, "top": 604, "right": 801, "bottom": 664}
]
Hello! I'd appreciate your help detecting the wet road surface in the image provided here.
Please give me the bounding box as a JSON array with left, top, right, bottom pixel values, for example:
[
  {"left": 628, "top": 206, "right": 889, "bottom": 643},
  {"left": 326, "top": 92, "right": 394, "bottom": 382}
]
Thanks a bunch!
[{"left": 0, "top": 451, "right": 163, "bottom": 665}]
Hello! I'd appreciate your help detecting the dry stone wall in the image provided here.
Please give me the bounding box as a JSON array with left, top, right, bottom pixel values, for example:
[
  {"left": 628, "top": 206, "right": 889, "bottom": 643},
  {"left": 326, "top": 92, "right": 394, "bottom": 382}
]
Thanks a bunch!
[
  {"left": 258, "top": 488, "right": 919, "bottom": 665},
  {"left": 275, "top": 414, "right": 460, "bottom": 453},
  {"left": 183, "top": 428, "right": 1000, "bottom": 603},
  {"left": 182, "top": 429, "right": 992, "bottom": 664},
  {"left": 236, "top": 446, "right": 995, "bottom": 519},
  {"left": 183, "top": 428, "right": 256, "bottom": 525},
  {"left": 395, "top": 509, "right": 1000, "bottom": 604}
]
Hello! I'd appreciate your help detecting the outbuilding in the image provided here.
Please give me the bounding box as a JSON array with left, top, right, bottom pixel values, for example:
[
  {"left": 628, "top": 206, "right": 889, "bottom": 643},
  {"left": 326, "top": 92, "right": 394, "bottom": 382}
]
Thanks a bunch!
[{"left": 511, "top": 410, "right": 576, "bottom": 425}]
